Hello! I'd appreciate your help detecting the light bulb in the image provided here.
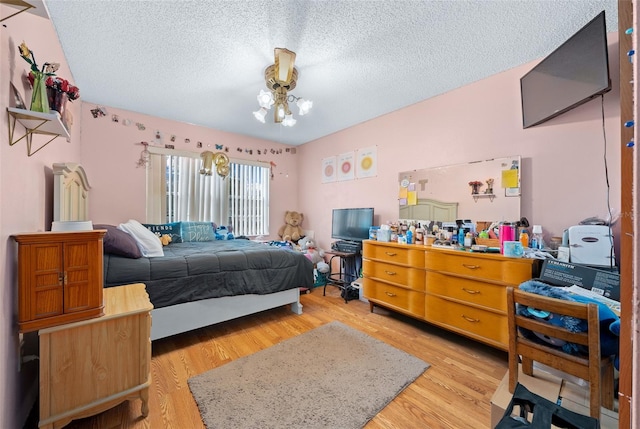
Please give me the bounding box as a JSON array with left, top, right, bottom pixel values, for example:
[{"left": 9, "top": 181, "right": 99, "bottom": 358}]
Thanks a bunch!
[
  {"left": 257, "top": 90, "right": 274, "bottom": 109},
  {"left": 253, "top": 108, "right": 267, "bottom": 123},
  {"left": 296, "top": 98, "right": 313, "bottom": 115},
  {"left": 282, "top": 114, "right": 297, "bottom": 127}
]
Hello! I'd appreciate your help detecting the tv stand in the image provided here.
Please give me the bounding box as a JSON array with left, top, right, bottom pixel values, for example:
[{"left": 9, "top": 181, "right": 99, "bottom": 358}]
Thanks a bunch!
[{"left": 324, "top": 250, "right": 359, "bottom": 303}]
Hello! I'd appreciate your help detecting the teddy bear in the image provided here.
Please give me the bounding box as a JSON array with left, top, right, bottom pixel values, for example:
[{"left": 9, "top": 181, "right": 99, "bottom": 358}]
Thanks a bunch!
[
  {"left": 277, "top": 211, "right": 305, "bottom": 242},
  {"left": 299, "top": 236, "right": 330, "bottom": 274}
]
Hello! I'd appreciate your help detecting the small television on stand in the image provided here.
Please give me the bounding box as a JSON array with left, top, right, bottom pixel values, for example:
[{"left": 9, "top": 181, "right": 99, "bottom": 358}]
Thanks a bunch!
[
  {"left": 331, "top": 207, "right": 374, "bottom": 254},
  {"left": 520, "top": 10, "right": 611, "bottom": 128},
  {"left": 330, "top": 207, "right": 374, "bottom": 285}
]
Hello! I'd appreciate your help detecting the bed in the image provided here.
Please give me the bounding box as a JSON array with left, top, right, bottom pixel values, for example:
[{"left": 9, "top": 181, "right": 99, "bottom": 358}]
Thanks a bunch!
[{"left": 53, "top": 163, "right": 313, "bottom": 340}]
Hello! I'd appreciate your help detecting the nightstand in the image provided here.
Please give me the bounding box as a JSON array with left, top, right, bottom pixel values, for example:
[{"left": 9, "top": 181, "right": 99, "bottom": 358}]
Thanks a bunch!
[{"left": 38, "top": 283, "right": 153, "bottom": 429}]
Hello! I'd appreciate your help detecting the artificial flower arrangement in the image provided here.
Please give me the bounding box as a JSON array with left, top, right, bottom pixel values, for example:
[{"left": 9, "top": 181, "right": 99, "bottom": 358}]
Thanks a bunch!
[
  {"left": 18, "top": 41, "right": 59, "bottom": 112},
  {"left": 468, "top": 180, "right": 483, "bottom": 195},
  {"left": 45, "top": 76, "right": 80, "bottom": 101}
]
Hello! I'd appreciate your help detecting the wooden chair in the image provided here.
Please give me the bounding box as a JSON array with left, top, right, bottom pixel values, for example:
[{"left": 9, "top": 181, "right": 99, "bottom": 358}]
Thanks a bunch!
[{"left": 506, "top": 287, "right": 615, "bottom": 420}]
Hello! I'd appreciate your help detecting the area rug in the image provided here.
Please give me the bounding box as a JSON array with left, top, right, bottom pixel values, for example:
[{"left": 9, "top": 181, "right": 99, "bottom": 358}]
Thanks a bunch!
[{"left": 188, "top": 321, "right": 430, "bottom": 429}]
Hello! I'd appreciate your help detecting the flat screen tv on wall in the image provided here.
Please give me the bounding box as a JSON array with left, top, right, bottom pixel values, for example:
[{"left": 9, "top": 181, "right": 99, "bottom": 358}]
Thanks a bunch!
[
  {"left": 520, "top": 10, "right": 611, "bottom": 129},
  {"left": 331, "top": 208, "right": 374, "bottom": 242}
]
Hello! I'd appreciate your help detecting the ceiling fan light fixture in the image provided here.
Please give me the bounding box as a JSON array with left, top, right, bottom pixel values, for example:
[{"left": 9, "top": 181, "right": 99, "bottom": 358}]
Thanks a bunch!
[{"left": 255, "top": 48, "right": 312, "bottom": 127}]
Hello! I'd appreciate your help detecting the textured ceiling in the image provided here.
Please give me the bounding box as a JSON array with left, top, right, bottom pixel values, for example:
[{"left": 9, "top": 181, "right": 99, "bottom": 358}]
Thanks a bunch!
[{"left": 34, "top": 0, "right": 619, "bottom": 146}]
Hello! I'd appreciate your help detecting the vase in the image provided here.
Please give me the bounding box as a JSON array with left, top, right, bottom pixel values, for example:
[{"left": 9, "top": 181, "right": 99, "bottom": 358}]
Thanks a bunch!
[
  {"left": 30, "top": 71, "right": 50, "bottom": 113},
  {"left": 47, "top": 87, "right": 68, "bottom": 117}
]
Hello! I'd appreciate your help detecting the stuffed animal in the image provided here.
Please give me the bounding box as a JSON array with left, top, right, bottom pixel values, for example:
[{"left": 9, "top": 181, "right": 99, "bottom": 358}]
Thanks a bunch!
[
  {"left": 299, "top": 237, "right": 326, "bottom": 265},
  {"left": 159, "top": 234, "right": 172, "bottom": 246},
  {"left": 277, "top": 211, "right": 305, "bottom": 242},
  {"left": 299, "top": 237, "right": 330, "bottom": 277},
  {"left": 215, "top": 225, "right": 234, "bottom": 240}
]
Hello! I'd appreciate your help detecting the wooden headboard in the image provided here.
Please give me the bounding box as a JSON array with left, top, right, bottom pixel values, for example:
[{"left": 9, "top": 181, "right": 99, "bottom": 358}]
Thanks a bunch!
[{"left": 53, "top": 163, "right": 91, "bottom": 222}]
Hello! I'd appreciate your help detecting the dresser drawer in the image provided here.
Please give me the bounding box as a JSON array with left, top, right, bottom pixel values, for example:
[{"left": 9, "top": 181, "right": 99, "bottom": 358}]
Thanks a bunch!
[
  {"left": 424, "top": 295, "right": 508, "bottom": 347},
  {"left": 425, "top": 271, "right": 507, "bottom": 312},
  {"left": 363, "top": 241, "right": 425, "bottom": 268},
  {"left": 364, "top": 279, "right": 425, "bottom": 317},
  {"left": 363, "top": 260, "right": 425, "bottom": 291},
  {"left": 425, "top": 250, "right": 533, "bottom": 284}
]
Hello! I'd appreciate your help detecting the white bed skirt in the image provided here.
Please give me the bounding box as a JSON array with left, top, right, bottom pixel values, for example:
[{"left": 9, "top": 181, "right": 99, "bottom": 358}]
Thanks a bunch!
[{"left": 150, "top": 288, "right": 303, "bottom": 341}]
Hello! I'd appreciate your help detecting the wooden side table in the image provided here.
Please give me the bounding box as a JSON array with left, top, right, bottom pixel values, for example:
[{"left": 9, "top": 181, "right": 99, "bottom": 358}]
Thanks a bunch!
[{"left": 38, "top": 283, "right": 153, "bottom": 429}]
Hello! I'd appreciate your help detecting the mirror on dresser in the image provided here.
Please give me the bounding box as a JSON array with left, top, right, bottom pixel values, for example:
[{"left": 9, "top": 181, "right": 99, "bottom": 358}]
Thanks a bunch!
[{"left": 398, "top": 156, "right": 521, "bottom": 225}]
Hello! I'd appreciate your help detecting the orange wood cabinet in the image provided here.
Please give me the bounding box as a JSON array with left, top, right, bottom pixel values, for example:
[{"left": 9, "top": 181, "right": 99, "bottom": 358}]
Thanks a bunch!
[
  {"left": 12, "top": 230, "right": 106, "bottom": 332},
  {"left": 39, "top": 283, "right": 153, "bottom": 429},
  {"left": 363, "top": 240, "right": 539, "bottom": 350}
]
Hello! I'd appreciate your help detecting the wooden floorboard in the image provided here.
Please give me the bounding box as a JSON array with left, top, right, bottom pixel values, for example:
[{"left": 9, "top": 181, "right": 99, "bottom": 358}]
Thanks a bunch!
[{"left": 43, "top": 287, "right": 508, "bottom": 428}]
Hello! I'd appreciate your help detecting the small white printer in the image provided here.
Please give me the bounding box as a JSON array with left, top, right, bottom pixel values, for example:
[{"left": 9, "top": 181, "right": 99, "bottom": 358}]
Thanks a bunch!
[{"left": 567, "top": 225, "right": 615, "bottom": 267}]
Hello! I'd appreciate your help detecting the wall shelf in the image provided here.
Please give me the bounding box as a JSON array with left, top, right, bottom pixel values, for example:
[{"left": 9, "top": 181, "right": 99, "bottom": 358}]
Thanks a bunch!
[
  {"left": 472, "top": 193, "right": 495, "bottom": 202},
  {"left": 7, "top": 107, "right": 70, "bottom": 156},
  {"left": 0, "top": 0, "right": 34, "bottom": 22}
]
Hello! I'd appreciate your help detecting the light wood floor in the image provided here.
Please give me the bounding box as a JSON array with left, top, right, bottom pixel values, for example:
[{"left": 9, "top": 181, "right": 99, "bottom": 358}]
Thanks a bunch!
[{"left": 55, "top": 286, "right": 508, "bottom": 428}]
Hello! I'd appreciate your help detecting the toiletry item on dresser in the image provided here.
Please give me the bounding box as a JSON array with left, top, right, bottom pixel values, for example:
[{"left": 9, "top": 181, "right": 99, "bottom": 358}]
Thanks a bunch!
[
  {"left": 530, "top": 225, "right": 544, "bottom": 249},
  {"left": 415, "top": 224, "right": 424, "bottom": 244},
  {"left": 519, "top": 228, "right": 529, "bottom": 248}
]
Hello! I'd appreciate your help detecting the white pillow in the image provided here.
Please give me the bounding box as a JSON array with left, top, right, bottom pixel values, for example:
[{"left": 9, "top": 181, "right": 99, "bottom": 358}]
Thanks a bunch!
[{"left": 118, "top": 219, "right": 164, "bottom": 257}]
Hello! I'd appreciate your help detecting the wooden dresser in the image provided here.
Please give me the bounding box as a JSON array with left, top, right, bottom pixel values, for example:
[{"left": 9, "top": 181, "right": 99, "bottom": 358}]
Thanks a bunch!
[
  {"left": 363, "top": 240, "right": 538, "bottom": 350},
  {"left": 38, "top": 283, "right": 153, "bottom": 429},
  {"left": 12, "top": 230, "right": 106, "bottom": 333}
]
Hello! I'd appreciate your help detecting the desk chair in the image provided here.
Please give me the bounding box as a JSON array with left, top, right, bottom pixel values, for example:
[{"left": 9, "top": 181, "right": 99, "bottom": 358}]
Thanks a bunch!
[{"left": 506, "top": 287, "right": 615, "bottom": 420}]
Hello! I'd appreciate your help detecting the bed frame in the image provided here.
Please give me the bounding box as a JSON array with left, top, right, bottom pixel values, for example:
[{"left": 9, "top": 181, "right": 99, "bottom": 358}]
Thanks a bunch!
[{"left": 53, "top": 162, "right": 303, "bottom": 341}]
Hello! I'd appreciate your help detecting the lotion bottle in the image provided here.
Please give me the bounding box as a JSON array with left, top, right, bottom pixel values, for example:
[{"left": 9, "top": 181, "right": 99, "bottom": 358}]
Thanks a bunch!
[{"left": 519, "top": 228, "right": 529, "bottom": 248}]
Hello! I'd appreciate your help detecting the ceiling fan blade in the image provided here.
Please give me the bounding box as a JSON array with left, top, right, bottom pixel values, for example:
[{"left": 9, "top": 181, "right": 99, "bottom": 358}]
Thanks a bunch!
[{"left": 274, "top": 48, "right": 296, "bottom": 84}]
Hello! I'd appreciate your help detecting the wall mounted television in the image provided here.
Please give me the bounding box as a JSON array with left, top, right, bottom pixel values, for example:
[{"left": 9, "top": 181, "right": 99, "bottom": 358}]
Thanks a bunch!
[
  {"left": 331, "top": 207, "right": 374, "bottom": 242},
  {"left": 520, "top": 10, "right": 611, "bottom": 129}
]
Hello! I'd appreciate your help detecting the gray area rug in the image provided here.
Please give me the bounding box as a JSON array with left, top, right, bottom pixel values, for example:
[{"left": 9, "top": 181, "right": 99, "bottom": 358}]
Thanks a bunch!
[{"left": 188, "top": 321, "right": 430, "bottom": 429}]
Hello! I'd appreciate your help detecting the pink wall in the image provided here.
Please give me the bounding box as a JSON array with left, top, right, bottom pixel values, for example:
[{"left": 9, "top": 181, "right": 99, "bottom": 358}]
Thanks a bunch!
[
  {"left": 79, "top": 105, "right": 301, "bottom": 235},
  {"left": 298, "top": 34, "right": 621, "bottom": 255},
  {"left": 0, "top": 7, "right": 84, "bottom": 428}
]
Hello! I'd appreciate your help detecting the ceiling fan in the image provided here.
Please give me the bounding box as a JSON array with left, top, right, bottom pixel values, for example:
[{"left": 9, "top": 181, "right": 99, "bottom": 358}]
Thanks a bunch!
[{"left": 254, "top": 48, "right": 312, "bottom": 127}]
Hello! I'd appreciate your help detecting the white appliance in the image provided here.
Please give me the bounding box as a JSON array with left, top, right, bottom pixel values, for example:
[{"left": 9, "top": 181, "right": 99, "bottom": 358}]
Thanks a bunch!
[{"left": 567, "top": 225, "right": 615, "bottom": 267}]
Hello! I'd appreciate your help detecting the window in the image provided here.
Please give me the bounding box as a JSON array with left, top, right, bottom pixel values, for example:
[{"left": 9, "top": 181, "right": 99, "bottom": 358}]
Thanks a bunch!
[{"left": 147, "top": 149, "right": 270, "bottom": 236}]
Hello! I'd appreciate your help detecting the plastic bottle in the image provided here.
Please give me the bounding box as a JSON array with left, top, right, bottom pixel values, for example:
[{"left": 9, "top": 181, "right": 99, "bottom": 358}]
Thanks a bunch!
[
  {"left": 415, "top": 223, "right": 424, "bottom": 244},
  {"left": 458, "top": 227, "right": 465, "bottom": 247},
  {"left": 530, "top": 225, "right": 543, "bottom": 250},
  {"left": 406, "top": 229, "right": 413, "bottom": 244},
  {"left": 519, "top": 228, "right": 529, "bottom": 248}
]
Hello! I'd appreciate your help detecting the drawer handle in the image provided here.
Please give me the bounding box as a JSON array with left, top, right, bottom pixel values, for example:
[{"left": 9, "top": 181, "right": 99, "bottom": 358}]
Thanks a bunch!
[
  {"left": 462, "top": 264, "right": 480, "bottom": 270},
  {"left": 462, "top": 288, "right": 480, "bottom": 294},
  {"left": 385, "top": 252, "right": 397, "bottom": 257},
  {"left": 384, "top": 270, "right": 397, "bottom": 276},
  {"left": 385, "top": 292, "right": 397, "bottom": 297},
  {"left": 461, "top": 314, "right": 480, "bottom": 323}
]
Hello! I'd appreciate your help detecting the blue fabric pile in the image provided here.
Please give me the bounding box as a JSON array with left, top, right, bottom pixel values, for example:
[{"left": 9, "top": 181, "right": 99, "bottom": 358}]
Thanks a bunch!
[{"left": 517, "top": 280, "right": 620, "bottom": 369}]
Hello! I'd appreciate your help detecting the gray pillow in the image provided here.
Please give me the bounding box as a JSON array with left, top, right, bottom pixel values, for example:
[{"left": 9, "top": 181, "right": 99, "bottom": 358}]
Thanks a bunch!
[{"left": 94, "top": 224, "right": 142, "bottom": 258}]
